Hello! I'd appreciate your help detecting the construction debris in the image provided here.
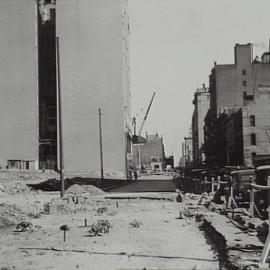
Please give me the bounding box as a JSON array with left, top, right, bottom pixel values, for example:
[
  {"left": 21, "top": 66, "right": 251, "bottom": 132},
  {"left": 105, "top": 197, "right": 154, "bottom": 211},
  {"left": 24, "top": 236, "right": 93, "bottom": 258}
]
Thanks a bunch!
[
  {"left": 0, "top": 203, "right": 31, "bottom": 230},
  {"left": 0, "top": 181, "right": 31, "bottom": 195},
  {"left": 16, "top": 221, "right": 33, "bottom": 232},
  {"left": 88, "top": 220, "right": 111, "bottom": 236},
  {"left": 129, "top": 220, "right": 142, "bottom": 228},
  {"left": 96, "top": 207, "right": 108, "bottom": 215}
]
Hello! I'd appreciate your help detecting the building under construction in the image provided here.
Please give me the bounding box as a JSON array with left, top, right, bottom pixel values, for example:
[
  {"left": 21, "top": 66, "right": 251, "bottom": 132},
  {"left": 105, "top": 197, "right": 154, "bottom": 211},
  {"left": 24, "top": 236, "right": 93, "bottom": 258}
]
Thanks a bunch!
[{"left": 0, "top": 0, "right": 132, "bottom": 179}]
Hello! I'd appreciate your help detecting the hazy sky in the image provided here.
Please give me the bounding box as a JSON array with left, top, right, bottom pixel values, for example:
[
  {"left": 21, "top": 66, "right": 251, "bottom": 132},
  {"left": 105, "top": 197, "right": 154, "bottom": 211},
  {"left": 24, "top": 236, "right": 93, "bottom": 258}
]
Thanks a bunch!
[{"left": 128, "top": 0, "right": 270, "bottom": 164}]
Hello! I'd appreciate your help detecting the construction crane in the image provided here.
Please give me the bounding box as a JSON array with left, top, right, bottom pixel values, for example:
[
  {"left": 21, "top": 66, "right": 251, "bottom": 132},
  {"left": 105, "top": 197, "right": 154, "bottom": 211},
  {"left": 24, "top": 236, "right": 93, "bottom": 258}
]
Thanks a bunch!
[
  {"left": 132, "top": 92, "right": 156, "bottom": 144},
  {"left": 137, "top": 92, "right": 156, "bottom": 136}
]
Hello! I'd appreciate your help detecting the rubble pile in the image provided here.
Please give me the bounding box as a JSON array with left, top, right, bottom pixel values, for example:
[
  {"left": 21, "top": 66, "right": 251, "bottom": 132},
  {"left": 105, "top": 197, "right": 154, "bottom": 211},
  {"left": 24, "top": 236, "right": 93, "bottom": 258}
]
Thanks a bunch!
[
  {"left": 96, "top": 207, "right": 108, "bottom": 215},
  {"left": 0, "top": 203, "right": 30, "bottom": 230},
  {"left": 16, "top": 221, "right": 33, "bottom": 232},
  {"left": 0, "top": 181, "right": 31, "bottom": 195}
]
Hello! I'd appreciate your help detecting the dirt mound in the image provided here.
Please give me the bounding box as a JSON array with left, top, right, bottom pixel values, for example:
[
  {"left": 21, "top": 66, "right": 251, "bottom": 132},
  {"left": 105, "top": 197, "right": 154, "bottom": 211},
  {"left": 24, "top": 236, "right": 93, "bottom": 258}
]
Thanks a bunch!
[
  {"left": 81, "top": 185, "right": 105, "bottom": 195},
  {"left": 66, "top": 184, "right": 105, "bottom": 195},
  {"left": 0, "top": 203, "right": 30, "bottom": 230},
  {"left": 0, "top": 181, "right": 31, "bottom": 195},
  {"left": 66, "top": 184, "right": 87, "bottom": 194}
]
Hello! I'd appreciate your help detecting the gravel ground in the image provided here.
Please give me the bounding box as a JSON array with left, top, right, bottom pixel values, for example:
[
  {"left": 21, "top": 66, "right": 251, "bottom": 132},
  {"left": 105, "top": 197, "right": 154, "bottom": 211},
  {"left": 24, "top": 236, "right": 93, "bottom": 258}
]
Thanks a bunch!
[{"left": 0, "top": 193, "right": 218, "bottom": 270}]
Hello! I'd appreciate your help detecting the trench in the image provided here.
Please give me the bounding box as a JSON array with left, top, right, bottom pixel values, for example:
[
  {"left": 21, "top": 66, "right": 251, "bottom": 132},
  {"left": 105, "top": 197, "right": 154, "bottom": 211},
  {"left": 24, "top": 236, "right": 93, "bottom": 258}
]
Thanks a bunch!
[{"left": 196, "top": 214, "right": 234, "bottom": 270}]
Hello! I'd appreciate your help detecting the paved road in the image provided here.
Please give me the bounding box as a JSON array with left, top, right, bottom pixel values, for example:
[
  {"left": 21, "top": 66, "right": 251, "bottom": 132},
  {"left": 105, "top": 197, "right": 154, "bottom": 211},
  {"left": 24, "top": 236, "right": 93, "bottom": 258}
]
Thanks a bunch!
[{"left": 107, "top": 179, "right": 176, "bottom": 193}]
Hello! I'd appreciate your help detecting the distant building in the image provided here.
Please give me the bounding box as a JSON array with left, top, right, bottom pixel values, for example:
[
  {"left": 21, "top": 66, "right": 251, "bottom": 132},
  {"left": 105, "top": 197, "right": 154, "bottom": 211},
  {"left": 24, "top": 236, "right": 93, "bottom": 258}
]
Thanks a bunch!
[
  {"left": 192, "top": 85, "right": 210, "bottom": 166},
  {"left": 184, "top": 136, "right": 193, "bottom": 167},
  {"left": 165, "top": 155, "right": 174, "bottom": 170},
  {"left": 132, "top": 134, "right": 165, "bottom": 172}
]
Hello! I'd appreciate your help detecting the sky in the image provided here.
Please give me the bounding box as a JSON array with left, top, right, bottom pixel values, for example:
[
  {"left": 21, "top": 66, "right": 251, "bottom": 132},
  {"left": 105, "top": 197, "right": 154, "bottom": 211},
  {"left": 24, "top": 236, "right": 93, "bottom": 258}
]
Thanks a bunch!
[{"left": 128, "top": 0, "right": 270, "bottom": 165}]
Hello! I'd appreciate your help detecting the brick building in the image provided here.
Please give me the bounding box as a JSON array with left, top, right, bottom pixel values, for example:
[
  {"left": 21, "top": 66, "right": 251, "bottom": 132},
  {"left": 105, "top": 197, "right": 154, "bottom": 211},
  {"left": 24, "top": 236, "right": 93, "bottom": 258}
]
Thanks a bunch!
[
  {"left": 132, "top": 134, "right": 165, "bottom": 172},
  {"left": 204, "top": 43, "right": 270, "bottom": 166},
  {"left": 209, "top": 43, "right": 270, "bottom": 117},
  {"left": 227, "top": 86, "right": 270, "bottom": 167}
]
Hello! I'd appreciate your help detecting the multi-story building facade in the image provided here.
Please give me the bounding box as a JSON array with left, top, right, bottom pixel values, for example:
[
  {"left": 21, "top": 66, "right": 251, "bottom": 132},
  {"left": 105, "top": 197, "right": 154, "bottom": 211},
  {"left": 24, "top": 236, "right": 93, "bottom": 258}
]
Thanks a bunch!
[
  {"left": 209, "top": 43, "right": 270, "bottom": 117},
  {"left": 192, "top": 85, "right": 210, "bottom": 166},
  {"left": 0, "top": 0, "right": 39, "bottom": 170},
  {"left": 226, "top": 86, "right": 270, "bottom": 167},
  {"left": 38, "top": 0, "right": 57, "bottom": 170},
  {"left": 204, "top": 43, "right": 270, "bottom": 166},
  {"left": 184, "top": 136, "right": 193, "bottom": 167},
  {"left": 0, "top": 0, "right": 132, "bottom": 178},
  {"left": 57, "top": 0, "right": 131, "bottom": 178}
]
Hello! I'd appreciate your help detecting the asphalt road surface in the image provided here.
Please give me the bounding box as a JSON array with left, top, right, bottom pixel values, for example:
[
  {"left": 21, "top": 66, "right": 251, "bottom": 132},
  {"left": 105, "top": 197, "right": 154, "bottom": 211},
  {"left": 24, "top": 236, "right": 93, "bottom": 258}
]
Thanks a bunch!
[{"left": 108, "top": 179, "right": 177, "bottom": 193}]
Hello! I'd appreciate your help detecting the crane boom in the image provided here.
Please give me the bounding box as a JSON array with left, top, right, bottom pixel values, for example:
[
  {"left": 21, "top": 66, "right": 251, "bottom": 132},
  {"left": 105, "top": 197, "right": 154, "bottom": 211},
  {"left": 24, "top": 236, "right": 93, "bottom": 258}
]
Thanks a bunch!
[{"left": 138, "top": 92, "right": 156, "bottom": 136}]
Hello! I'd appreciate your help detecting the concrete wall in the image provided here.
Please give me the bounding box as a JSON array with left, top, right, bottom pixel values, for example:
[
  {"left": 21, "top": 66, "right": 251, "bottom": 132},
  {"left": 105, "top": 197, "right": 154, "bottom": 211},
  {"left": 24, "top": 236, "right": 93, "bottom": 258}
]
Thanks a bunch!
[
  {"left": 242, "top": 89, "right": 270, "bottom": 167},
  {"left": 57, "top": 0, "right": 130, "bottom": 178},
  {"left": 0, "top": 0, "right": 38, "bottom": 168}
]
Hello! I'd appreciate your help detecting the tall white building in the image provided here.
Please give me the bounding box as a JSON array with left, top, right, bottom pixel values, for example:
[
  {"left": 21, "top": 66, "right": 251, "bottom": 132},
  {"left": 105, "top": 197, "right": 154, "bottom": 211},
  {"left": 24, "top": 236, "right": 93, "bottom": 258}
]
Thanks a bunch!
[{"left": 57, "top": 0, "right": 132, "bottom": 178}]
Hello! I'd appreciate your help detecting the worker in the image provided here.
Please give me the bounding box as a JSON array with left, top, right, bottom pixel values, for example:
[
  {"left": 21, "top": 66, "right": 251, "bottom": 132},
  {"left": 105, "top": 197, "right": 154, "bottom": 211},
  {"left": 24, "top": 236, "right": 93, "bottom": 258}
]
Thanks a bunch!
[{"left": 133, "top": 169, "right": 138, "bottom": 180}]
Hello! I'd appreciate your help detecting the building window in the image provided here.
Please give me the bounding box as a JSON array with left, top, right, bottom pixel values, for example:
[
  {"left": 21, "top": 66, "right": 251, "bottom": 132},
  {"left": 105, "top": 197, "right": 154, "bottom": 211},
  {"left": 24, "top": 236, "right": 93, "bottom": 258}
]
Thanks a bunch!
[
  {"left": 250, "top": 115, "right": 255, "bottom": 126},
  {"left": 251, "top": 133, "right": 256, "bottom": 145},
  {"left": 243, "top": 80, "right": 247, "bottom": 87},
  {"left": 242, "top": 69, "right": 246, "bottom": 75},
  {"left": 251, "top": 152, "right": 256, "bottom": 165}
]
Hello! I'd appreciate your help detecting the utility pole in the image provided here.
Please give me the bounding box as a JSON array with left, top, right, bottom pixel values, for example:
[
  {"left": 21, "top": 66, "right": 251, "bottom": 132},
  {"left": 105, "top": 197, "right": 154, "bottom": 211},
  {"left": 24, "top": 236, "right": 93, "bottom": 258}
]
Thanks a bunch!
[
  {"left": 98, "top": 108, "right": 104, "bottom": 181},
  {"left": 56, "top": 37, "right": 65, "bottom": 198}
]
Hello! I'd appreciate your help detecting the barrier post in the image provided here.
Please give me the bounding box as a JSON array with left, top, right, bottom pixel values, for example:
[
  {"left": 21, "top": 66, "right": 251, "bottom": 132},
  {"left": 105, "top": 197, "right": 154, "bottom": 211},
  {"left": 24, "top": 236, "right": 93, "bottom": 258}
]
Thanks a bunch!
[
  {"left": 217, "top": 176, "right": 221, "bottom": 190},
  {"left": 259, "top": 176, "right": 270, "bottom": 266},
  {"left": 249, "top": 176, "right": 254, "bottom": 218},
  {"left": 211, "top": 177, "right": 215, "bottom": 194}
]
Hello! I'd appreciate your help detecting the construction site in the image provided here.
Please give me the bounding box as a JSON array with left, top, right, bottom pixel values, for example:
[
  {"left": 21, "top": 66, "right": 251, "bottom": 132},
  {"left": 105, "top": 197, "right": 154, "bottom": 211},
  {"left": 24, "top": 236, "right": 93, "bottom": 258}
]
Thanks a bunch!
[{"left": 2, "top": 0, "right": 270, "bottom": 270}]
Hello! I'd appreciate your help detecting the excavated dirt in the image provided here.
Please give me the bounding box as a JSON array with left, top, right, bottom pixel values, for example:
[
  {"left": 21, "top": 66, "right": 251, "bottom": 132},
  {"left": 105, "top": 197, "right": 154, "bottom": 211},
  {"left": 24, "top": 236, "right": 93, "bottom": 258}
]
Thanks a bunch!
[
  {"left": 0, "top": 173, "right": 264, "bottom": 270},
  {"left": 0, "top": 192, "right": 218, "bottom": 270},
  {"left": 66, "top": 184, "right": 105, "bottom": 196}
]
